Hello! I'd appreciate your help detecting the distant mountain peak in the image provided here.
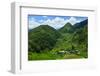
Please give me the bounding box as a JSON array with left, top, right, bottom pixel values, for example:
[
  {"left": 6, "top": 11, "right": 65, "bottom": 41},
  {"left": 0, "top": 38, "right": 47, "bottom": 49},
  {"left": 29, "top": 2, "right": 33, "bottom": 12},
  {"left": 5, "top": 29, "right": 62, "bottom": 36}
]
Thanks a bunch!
[
  {"left": 58, "top": 22, "right": 74, "bottom": 33},
  {"left": 38, "top": 25, "right": 50, "bottom": 28},
  {"left": 39, "top": 24, "right": 49, "bottom": 26},
  {"left": 65, "top": 22, "right": 72, "bottom": 26},
  {"left": 67, "top": 22, "right": 72, "bottom": 24}
]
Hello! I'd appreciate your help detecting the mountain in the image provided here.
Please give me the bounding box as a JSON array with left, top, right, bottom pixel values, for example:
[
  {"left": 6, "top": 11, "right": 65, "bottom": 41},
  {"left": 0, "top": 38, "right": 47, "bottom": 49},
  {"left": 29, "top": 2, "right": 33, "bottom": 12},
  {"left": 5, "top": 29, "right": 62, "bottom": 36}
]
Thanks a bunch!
[
  {"left": 72, "top": 19, "right": 88, "bottom": 45},
  {"left": 71, "top": 23, "right": 88, "bottom": 58},
  {"left": 52, "top": 19, "right": 88, "bottom": 58},
  {"left": 28, "top": 25, "right": 60, "bottom": 53},
  {"left": 28, "top": 19, "right": 88, "bottom": 59},
  {"left": 58, "top": 19, "right": 88, "bottom": 33},
  {"left": 74, "top": 19, "right": 88, "bottom": 29},
  {"left": 59, "top": 19, "right": 88, "bottom": 33},
  {"left": 58, "top": 23, "right": 74, "bottom": 33}
]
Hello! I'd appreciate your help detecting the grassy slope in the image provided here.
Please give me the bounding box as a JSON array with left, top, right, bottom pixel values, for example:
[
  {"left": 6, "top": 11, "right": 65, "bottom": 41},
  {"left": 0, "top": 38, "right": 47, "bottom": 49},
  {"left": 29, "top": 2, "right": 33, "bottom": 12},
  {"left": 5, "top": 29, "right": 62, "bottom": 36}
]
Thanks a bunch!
[{"left": 28, "top": 52, "right": 83, "bottom": 60}]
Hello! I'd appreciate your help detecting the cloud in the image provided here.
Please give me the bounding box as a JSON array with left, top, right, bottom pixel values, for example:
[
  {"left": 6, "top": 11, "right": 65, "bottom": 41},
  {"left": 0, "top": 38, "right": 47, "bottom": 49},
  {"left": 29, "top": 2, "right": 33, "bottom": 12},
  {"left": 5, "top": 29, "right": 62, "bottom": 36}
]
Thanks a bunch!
[
  {"left": 68, "top": 17, "right": 77, "bottom": 25},
  {"left": 68, "top": 17, "right": 81, "bottom": 25},
  {"left": 28, "top": 16, "right": 82, "bottom": 30},
  {"left": 41, "top": 17, "right": 68, "bottom": 29},
  {"left": 29, "top": 18, "right": 40, "bottom": 29},
  {"left": 39, "top": 20, "right": 44, "bottom": 23}
]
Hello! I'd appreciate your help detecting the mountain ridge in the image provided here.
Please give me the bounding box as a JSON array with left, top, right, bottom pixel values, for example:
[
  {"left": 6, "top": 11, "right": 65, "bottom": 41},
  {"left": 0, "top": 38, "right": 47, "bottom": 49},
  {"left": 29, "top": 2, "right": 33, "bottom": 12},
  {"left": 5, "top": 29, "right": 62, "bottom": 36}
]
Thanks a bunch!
[{"left": 28, "top": 19, "right": 88, "bottom": 58}]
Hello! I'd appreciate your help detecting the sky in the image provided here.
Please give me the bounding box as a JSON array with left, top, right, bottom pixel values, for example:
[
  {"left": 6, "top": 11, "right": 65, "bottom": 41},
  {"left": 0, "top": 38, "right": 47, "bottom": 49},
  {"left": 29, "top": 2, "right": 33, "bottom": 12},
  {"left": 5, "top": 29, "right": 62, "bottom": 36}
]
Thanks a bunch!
[{"left": 28, "top": 15, "right": 88, "bottom": 30}]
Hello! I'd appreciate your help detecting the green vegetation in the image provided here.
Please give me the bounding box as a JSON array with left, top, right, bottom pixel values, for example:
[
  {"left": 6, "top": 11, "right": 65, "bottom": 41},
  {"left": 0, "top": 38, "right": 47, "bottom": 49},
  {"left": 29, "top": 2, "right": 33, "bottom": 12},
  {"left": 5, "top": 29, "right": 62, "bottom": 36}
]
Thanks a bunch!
[
  {"left": 28, "top": 25, "right": 60, "bottom": 53},
  {"left": 28, "top": 19, "right": 88, "bottom": 60}
]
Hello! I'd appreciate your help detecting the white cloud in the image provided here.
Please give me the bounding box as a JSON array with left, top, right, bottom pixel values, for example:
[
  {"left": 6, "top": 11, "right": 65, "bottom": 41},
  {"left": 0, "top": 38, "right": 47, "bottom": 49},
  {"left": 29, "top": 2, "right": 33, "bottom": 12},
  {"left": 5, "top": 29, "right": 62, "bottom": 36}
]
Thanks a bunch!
[
  {"left": 68, "top": 17, "right": 79, "bottom": 25},
  {"left": 39, "top": 20, "right": 44, "bottom": 23},
  {"left": 28, "top": 16, "right": 81, "bottom": 30},
  {"left": 41, "top": 17, "right": 68, "bottom": 29},
  {"left": 29, "top": 18, "right": 40, "bottom": 29},
  {"left": 51, "top": 17, "right": 68, "bottom": 29}
]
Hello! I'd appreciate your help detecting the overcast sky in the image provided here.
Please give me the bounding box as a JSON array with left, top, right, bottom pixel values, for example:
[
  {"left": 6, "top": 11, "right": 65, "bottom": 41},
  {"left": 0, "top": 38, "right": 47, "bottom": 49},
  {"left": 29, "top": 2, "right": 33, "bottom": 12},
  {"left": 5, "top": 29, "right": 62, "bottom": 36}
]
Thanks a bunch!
[{"left": 28, "top": 15, "right": 87, "bottom": 30}]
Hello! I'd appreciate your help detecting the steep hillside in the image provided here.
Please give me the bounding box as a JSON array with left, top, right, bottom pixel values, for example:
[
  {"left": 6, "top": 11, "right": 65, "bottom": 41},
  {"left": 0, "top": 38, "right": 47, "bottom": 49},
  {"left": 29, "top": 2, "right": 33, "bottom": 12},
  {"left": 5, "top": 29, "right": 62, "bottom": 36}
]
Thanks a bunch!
[
  {"left": 28, "top": 25, "right": 60, "bottom": 53},
  {"left": 52, "top": 19, "right": 88, "bottom": 58}
]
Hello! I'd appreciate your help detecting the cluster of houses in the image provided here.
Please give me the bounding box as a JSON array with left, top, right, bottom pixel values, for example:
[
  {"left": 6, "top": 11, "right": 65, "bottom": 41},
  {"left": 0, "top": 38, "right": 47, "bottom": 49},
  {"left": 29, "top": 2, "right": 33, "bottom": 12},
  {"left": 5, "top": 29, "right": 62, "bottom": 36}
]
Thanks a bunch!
[{"left": 56, "top": 49, "right": 80, "bottom": 55}]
